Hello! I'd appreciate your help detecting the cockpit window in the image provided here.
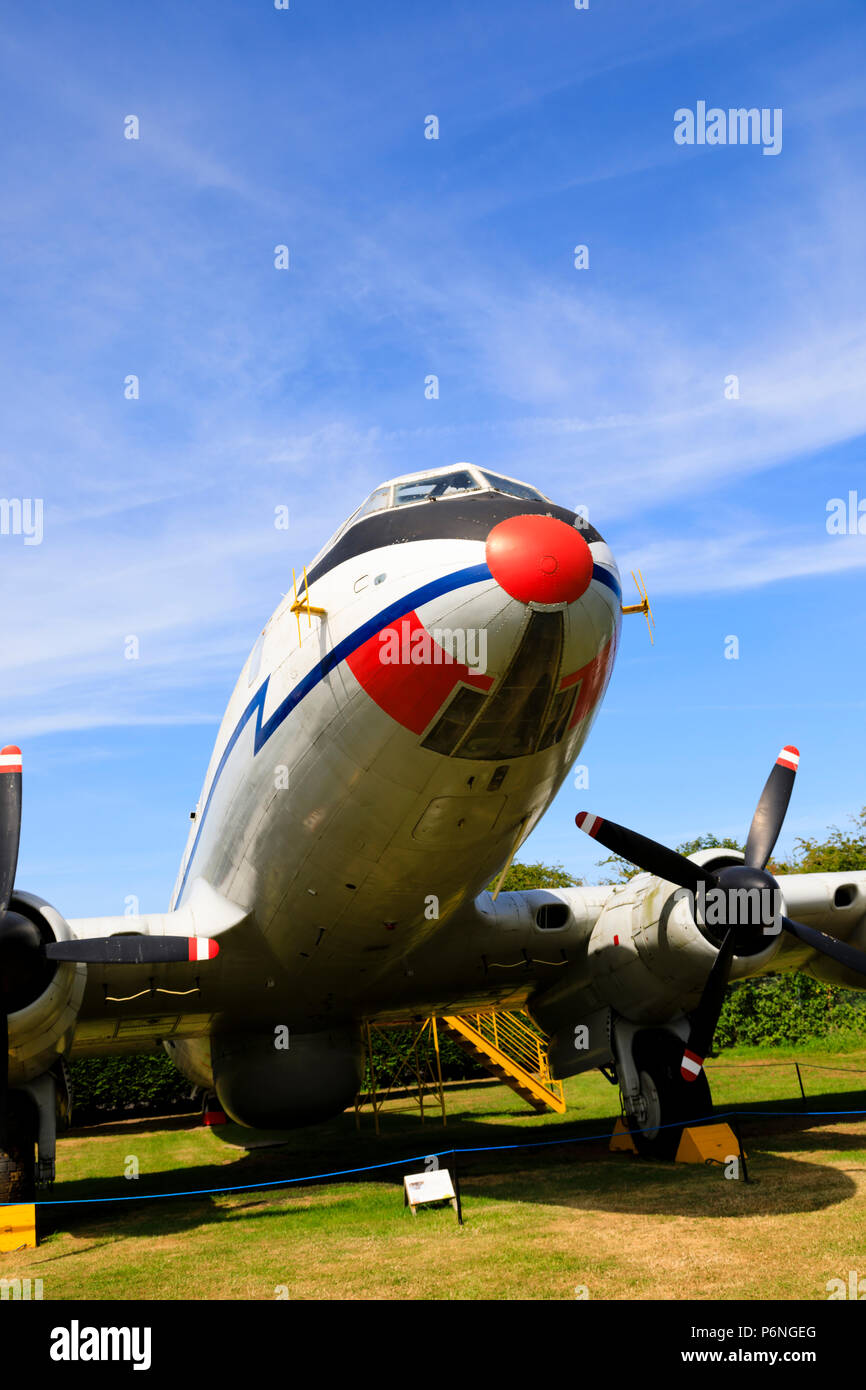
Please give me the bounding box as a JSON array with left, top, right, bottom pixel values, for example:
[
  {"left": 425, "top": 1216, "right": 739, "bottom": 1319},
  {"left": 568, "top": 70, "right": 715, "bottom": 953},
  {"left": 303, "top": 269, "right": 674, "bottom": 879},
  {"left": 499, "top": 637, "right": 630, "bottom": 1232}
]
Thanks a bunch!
[
  {"left": 315, "top": 485, "right": 391, "bottom": 560},
  {"left": 394, "top": 470, "right": 480, "bottom": 507},
  {"left": 309, "top": 466, "right": 548, "bottom": 571},
  {"left": 352, "top": 486, "right": 391, "bottom": 522},
  {"left": 479, "top": 471, "right": 545, "bottom": 503}
]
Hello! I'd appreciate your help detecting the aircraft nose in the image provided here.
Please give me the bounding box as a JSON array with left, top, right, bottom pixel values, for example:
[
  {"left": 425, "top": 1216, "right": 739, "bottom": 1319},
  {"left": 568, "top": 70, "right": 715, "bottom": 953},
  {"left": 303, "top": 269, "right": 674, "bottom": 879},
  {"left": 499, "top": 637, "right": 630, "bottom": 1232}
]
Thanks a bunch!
[{"left": 485, "top": 514, "right": 594, "bottom": 606}]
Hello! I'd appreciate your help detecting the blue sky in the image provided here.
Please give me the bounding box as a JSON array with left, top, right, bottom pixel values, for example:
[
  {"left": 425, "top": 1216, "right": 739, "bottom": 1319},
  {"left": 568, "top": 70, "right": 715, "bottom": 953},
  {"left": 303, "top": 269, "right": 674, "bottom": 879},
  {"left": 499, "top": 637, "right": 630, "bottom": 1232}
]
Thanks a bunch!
[{"left": 2, "top": 0, "right": 865, "bottom": 915}]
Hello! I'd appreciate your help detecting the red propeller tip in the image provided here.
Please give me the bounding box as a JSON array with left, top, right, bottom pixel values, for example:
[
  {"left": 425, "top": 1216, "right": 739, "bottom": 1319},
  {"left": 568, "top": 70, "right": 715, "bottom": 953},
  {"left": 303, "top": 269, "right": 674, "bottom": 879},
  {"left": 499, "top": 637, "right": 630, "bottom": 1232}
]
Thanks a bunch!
[
  {"left": 776, "top": 746, "right": 800, "bottom": 771},
  {"left": 0, "top": 747, "right": 22, "bottom": 772},
  {"left": 575, "top": 812, "right": 603, "bottom": 838},
  {"left": 188, "top": 937, "right": 219, "bottom": 961},
  {"left": 681, "top": 1049, "right": 704, "bottom": 1082}
]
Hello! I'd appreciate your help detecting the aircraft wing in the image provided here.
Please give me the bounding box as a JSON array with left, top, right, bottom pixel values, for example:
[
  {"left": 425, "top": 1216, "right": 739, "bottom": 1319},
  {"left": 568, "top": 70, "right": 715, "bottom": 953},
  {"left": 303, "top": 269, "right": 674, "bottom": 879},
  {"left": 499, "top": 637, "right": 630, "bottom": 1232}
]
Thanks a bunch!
[
  {"left": 363, "top": 868, "right": 866, "bottom": 1028},
  {"left": 764, "top": 870, "right": 866, "bottom": 985},
  {"left": 65, "top": 878, "right": 247, "bottom": 951},
  {"left": 7, "top": 880, "right": 251, "bottom": 1077}
]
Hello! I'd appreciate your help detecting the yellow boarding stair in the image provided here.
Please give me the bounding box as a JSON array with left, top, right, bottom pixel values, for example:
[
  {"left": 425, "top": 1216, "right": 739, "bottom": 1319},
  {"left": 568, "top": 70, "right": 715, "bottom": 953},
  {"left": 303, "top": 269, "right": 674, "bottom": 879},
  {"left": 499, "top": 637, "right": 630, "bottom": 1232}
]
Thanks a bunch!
[{"left": 440, "top": 1010, "right": 565, "bottom": 1114}]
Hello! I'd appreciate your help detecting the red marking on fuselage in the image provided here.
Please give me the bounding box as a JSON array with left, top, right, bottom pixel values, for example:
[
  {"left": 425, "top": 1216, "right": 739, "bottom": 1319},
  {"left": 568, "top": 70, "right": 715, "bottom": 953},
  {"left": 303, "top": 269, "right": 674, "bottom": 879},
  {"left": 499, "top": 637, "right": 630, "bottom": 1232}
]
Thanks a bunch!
[
  {"left": 346, "top": 611, "right": 493, "bottom": 735},
  {"left": 561, "top": 633, "right": 618, "bottom": 730}
]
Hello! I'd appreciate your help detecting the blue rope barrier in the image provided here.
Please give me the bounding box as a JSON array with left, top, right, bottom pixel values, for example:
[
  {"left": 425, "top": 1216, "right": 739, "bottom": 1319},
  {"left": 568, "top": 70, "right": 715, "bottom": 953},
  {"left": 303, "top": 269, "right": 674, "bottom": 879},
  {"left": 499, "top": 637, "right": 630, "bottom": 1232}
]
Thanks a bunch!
[{"left": 12, "top": 1103, "right": 866, "bottom": 1209}]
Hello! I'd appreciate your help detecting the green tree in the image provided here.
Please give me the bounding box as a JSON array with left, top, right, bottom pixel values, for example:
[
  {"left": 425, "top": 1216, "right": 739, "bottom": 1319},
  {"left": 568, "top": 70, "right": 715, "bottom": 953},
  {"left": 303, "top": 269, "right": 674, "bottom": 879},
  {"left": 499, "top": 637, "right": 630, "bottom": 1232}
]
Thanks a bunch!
[
  {"left": 489, "top": 860, "right": 581, "bottom": 892},
  {"left": 769, "top": 808, "right": 866, "bottom": 876}
]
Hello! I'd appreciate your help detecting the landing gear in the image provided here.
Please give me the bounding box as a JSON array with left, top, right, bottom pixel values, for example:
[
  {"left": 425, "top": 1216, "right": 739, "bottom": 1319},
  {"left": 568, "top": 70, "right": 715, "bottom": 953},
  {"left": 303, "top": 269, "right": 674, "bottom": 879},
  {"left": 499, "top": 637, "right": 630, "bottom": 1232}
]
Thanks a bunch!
[
  {"left": 622, "top": 1028, "right": 711, "bottom": 1159},
  {"left": 0, "top": 1093, "right": 37, "bottom": 1202}
]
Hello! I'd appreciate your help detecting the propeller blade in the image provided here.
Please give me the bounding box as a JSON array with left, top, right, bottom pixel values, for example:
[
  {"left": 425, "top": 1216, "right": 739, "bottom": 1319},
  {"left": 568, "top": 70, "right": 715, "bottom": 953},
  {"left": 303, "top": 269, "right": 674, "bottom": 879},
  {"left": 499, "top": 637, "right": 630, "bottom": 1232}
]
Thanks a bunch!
[
  {"left": 0, "top": 1006, "right": 7, "bottom": 1150},
  {"left": 575, "top": 812, "right": 716, "bottom": 893},
  {"left": 0, "top": 746, "right": 22, "bottom": 918},
  {"left": 681, "top": 927, "right": 737, "bottom": 1082},
  {"left": 44, "top": 936, "right": 219, "bottom": 965},
  {"left": 744, "top": 746, "right": 800, "bottom": 870},
  {"left": 781, "top": 916, "right": 866, "bottom": 978}
]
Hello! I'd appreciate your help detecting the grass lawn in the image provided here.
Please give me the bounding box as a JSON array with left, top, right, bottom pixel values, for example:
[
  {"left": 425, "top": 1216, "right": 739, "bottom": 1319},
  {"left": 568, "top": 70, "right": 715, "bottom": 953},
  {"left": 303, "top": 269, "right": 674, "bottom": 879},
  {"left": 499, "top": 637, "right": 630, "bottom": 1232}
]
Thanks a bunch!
[{"left": 5, "top": 1038, "right": 866, "bottom": 1300}]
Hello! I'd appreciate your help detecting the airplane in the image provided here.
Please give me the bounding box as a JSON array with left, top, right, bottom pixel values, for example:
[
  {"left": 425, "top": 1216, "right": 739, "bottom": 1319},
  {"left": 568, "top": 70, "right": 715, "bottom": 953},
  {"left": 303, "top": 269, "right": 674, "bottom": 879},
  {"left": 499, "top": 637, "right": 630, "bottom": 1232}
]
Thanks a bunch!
[{"left": 2, "top": 460, "right": 866, "bottom": 1199}]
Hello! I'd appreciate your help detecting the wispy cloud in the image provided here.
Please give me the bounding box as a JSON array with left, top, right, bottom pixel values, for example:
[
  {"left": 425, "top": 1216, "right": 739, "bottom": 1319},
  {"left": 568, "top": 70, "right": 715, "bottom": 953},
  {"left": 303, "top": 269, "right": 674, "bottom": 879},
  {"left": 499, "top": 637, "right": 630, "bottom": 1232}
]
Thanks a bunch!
[{"left": 2, "top": 0, "right": 865, "bottom": 740}]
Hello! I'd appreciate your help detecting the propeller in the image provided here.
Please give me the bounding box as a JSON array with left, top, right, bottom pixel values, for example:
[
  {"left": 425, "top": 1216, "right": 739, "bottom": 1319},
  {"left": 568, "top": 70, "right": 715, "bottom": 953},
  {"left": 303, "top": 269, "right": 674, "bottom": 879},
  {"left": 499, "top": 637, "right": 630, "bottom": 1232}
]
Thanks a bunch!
[
  {"left": 44, "top": 937, "right": 218, "bottom": 965},
  {"left": 0, "top": 746, "right": 24, "bottom": 1148},
  {"left": 0, "top": 745, "right": 218, "bottom": 1149},
  {"left": 576, "top": 744, "right": 866, "bottom": 1083}
]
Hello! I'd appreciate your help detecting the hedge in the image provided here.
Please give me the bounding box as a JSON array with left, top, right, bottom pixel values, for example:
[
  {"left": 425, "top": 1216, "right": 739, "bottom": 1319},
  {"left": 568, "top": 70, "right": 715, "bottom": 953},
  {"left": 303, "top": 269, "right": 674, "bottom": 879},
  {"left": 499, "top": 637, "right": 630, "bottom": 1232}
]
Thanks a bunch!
[{"left": 67, "top": 1029, "right": 484, "bottom": 1123}]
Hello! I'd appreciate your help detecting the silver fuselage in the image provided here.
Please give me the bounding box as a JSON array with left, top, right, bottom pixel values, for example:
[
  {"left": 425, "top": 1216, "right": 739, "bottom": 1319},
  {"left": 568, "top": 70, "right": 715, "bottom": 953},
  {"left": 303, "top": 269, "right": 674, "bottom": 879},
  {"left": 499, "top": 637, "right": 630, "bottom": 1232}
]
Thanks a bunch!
[{"left": 169, "top": 493, "right": 620, "bottom": 1029}]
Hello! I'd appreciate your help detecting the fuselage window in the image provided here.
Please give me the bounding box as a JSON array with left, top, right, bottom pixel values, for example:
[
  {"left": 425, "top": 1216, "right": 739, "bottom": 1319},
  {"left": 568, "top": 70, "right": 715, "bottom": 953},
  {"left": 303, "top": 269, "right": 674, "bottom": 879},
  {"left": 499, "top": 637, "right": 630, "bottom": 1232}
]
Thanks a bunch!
[
  {"left": 479, "top": 471, "right": 546, "bottom": 503},
  {"left": 394, "top": 470, "right": 480, "bottom": 507}
]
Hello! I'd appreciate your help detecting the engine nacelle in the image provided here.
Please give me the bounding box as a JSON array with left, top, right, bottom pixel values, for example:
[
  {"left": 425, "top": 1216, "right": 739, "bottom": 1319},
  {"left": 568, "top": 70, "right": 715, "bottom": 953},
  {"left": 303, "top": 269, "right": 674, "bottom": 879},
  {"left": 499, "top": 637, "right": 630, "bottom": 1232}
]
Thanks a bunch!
[
  {"left": 210, "top": 1028, "right": 364, "bottom": 1129},
  {"left": 588, "top": 848, "right": 784, "bottom": 1022},
  {"left": 7, "top": 891, "right": 86, "bottom": 1085},
  {"left": 533, "top": 849, "right": 785, "bottom": 1067}
]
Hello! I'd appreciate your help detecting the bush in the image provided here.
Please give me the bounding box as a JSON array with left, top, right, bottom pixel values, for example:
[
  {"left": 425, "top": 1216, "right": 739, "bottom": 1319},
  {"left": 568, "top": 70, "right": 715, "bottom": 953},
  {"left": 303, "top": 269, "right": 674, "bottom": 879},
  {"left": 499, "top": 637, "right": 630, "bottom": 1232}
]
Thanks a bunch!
[
  {"left": 715, "top": 973, "right": 866, "bottom": 1050},
  {"left": 68, "top": 1030, "right": 483, "bottom": 1123},
  {"left": 68, "top": 1053, "right": 194, "bottom": 1124}
]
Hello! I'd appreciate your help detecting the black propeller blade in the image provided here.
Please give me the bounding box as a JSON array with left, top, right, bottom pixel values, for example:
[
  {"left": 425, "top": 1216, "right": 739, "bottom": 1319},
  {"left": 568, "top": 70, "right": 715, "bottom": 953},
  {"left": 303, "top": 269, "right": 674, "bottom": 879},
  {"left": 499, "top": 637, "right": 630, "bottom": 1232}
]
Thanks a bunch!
[
  {"left": 577, "top": 743, "right": 866, "bottom": 1085},
  {"left": 743, "top": 746, "right": 800, "bottom": 870},
  {"left": 0, "top": 1006, "right": 6, "bottom": 1154},
  {"left": 780, "top": 915, "right": 866, "bottom": 978},
  {"left": 574, "top": 812, "right": 715, "bottom": 894},
  {"left": 0, "top": 745, "right": 23, "bottom": 1147},
  {"left": 44, "top": 936, "right": 219, "bottom": 965},
  {"left": 680, "top": 927, "right": 737, "bottom": 1082},
  {"left": 0, "top": 746, "right": 22, "bottom": 918}
]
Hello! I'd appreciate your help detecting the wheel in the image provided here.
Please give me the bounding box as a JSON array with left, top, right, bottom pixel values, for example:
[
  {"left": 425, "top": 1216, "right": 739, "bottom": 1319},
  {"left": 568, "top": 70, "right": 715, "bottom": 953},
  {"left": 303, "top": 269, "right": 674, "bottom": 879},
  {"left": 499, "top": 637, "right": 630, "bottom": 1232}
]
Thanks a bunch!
[
  {"left": 624, "top": 1029, "right": 712, "bottom": 1160},
  {"left": 0, "top": 1094, "right": 37, "bottom": 1202}
]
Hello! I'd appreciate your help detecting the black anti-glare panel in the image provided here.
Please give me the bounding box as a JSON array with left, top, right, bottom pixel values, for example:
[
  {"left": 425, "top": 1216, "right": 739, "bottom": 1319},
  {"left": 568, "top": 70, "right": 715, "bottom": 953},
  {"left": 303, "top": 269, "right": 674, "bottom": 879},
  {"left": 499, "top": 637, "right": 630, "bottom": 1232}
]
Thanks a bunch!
[{"left": 306, "top": 493, "right": 601, "bottom": 588}]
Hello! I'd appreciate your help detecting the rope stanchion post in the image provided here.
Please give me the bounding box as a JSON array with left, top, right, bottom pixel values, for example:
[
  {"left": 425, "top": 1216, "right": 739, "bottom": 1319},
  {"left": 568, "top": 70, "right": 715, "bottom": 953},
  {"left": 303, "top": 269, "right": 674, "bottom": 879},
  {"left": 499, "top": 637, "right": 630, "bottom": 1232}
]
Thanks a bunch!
[
  {"left": 795, "top": 1062, "right": 807, "bottom": 1110},
  {"left": 732, "top": 1119, "right": 752, "bottom": 1184},
  {"left": 451, "top": 1149, "right": 464, "bottom": 1226}
]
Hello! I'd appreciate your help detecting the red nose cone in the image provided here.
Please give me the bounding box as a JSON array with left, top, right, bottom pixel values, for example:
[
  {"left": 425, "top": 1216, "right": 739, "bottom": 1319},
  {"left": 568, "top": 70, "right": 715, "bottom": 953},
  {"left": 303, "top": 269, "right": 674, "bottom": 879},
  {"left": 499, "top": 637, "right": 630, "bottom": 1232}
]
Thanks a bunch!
[{"left": 485, "top": 515, "right": 594, "bottom": 606}]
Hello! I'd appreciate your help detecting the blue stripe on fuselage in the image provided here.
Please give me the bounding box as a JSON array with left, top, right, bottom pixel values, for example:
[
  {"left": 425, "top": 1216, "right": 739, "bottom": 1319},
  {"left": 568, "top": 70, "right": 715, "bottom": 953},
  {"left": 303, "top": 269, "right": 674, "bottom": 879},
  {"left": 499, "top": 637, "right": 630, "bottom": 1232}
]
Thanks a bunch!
[
  {"left": 172, "top": 561, "right": 493, "bottom": 906},
  {"left": 591, "top": 563, "right": 622, "bottom": 602}
]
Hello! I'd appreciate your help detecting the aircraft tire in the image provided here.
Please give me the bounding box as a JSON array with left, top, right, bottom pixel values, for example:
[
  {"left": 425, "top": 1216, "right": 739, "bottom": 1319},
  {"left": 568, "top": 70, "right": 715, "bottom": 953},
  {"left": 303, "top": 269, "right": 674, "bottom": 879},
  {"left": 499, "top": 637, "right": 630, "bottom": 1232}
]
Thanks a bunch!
[
  {"left": 0, "top": 1096, "right": 37, "bottom": 1202},
  {"left": 625, "top": 1028, "right": 712, "bottom": 1159}
]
